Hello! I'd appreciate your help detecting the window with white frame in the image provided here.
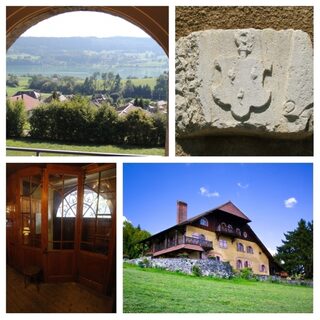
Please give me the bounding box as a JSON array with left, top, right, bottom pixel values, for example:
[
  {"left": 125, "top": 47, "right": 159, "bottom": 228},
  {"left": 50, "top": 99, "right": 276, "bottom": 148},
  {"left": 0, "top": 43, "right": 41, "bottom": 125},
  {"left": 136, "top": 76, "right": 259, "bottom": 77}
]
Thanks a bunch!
[
  {"left": 219, "top": 239, "right": 228, "bottom": 249},
  {"left": 199, "top": 217, "right": 209, "bottom": 227}
]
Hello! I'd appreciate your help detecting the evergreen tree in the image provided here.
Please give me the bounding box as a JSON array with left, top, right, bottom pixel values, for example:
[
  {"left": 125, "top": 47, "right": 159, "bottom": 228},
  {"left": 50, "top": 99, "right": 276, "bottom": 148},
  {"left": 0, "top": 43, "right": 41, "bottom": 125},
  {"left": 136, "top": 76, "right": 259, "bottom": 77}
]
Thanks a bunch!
[{"left": 275, "top": 219, "right": 313, "bottom": 278}]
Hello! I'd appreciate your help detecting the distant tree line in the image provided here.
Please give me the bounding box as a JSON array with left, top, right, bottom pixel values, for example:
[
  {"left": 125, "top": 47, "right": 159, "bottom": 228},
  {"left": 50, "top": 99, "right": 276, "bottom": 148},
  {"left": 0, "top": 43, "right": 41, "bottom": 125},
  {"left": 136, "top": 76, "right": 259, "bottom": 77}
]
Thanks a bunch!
[
  {"left": 7, "top": 97, "right": 166, "bottom": 147},
  {"left": 27, "top": 71, "right": 168, "bottom": 102}
]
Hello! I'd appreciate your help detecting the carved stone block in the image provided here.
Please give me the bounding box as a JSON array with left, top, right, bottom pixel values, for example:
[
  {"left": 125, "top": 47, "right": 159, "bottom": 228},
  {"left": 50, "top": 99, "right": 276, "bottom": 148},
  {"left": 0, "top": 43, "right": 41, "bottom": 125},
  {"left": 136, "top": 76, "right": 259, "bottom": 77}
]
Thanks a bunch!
[{"left": 176, "top": 29, "right": 313, "bottom": 139}]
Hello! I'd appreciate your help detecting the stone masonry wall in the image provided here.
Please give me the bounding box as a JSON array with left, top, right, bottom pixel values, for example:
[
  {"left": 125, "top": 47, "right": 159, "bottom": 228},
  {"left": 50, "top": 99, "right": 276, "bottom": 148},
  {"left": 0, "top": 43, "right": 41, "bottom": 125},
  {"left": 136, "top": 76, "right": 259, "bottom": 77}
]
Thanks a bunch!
[
  {"left": 176, "top": 7, "right": 313, "bottom": 42},
  {"left": 126, "top": 257, "right": 233, "bottom": 278}
]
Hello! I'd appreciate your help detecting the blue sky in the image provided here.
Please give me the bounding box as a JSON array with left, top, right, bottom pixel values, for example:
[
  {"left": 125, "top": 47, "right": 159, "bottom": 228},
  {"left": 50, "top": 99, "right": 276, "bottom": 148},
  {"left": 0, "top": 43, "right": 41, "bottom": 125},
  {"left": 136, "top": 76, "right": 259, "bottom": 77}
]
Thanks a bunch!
[{"left": 123, "top": 163, "right": 313, "bottom": 254}]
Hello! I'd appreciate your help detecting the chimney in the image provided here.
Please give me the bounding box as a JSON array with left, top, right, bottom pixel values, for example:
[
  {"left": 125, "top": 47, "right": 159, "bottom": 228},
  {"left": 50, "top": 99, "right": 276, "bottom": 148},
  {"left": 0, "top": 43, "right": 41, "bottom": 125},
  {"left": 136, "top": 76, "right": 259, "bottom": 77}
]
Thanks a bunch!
[{"left": 177, "top": 201, "right": 187, "bottom": 224}]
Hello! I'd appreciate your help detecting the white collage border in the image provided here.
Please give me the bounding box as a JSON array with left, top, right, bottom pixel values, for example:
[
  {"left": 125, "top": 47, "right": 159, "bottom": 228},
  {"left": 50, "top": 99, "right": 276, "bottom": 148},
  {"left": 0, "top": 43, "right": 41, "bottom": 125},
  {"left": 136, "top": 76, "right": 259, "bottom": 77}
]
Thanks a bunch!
[{"left": 1, "top": 0, "right": 318, "bottom": 319}]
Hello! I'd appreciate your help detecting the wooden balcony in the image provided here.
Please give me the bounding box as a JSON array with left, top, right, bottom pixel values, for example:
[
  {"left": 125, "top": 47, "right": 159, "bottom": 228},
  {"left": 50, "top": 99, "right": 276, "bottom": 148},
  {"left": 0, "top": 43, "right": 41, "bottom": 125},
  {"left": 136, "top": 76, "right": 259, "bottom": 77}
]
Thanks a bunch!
[
  {"left": 215, "top": 225, "right": 241, "bottom": 242},
  {"left": 154, "top": 235, "right": 213, "bottom": 253}
]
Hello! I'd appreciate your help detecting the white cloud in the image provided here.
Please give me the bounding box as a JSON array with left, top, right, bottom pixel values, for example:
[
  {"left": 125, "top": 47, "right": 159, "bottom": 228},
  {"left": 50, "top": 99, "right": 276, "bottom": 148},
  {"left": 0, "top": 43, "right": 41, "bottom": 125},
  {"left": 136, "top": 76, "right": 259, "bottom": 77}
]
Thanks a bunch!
[
  {"left": 267, "top": 247, "right": 277, "bottom": 256},
  {"left": 200, "top": 187, "right": 220, "bottom": 198},
  {"left": 237, "top": 182, "right": 249, "bottom": 189},
  {"left": 123, "top": 216, "right": 132, "bottom": 224},
  {"left": 284, "top": 197, "right": 298, "bottom": 208}
]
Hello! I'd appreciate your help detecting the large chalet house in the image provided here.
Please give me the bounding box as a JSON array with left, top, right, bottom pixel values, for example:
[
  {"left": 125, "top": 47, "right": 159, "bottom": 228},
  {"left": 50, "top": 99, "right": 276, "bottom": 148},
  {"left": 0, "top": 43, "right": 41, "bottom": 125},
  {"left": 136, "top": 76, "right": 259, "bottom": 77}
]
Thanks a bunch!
[{"left": 142, "top": 201, "right": 280, "bottom": 275}]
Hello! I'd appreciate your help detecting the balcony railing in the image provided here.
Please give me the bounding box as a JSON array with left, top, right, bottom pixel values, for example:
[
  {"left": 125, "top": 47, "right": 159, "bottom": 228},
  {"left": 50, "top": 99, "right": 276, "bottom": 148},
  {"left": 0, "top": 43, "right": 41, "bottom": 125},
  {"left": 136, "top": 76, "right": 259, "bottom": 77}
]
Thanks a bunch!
[
  {"left": 215, "top": 225, "right": 241, "bottom": 238},
  {"left": 7, "top": 146, "right": 147, "bottom": 157},
  {"left": 154, "top": 235, "right": 213, "bottom": 252}
]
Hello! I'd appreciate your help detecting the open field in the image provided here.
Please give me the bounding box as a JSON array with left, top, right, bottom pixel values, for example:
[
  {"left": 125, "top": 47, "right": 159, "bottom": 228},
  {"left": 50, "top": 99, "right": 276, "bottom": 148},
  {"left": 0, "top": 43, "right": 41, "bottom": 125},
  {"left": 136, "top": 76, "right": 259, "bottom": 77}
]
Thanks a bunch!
[
  {"left": 6, "top": 138, "right": 164, "bottom": 156},
  {"left": 123, "top": 264, "right": 313, "bottom": 313},
  {"left": 6, "top": 76, "right": 157, "bottom": 96},
  {"left": 123, "top": 77, "right": 157, "bottom": 89},
  {"left": 6, "top": 76, "right": 31, "bottom": 96}
]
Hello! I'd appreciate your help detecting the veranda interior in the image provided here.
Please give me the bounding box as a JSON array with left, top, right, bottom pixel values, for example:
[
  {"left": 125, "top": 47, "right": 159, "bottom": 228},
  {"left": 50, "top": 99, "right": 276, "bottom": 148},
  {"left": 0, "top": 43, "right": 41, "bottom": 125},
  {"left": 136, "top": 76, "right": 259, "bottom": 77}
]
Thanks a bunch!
[{"left": 6, "top": 163, "right": 116, "bottom": 312}]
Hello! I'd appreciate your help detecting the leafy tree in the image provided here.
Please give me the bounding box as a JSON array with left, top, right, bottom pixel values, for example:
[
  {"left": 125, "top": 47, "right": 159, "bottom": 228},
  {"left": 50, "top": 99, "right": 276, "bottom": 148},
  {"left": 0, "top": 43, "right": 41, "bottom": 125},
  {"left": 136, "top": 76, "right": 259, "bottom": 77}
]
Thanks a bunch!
[
  {"left": 112, "top": 74, "right": 122, "bottom": 93},
  {"left": 123, "top": 80, "right": 135, "bottom": 98},
  {"left": 92, "top": 71, "right": 100, "bottom": 91},
  {"left": 275, "top": 219, "right": 313, "bottom": 278},
  {"left": 123, "top": 220, "right": 151, "bottom": 259},
  {"left": 6, "top": 74, "right": 19, "bottom": 87},
  {"left": 6, "top": 99, "right": 27, "bottom": 138},
  {"left": 101, "top": 72, "right": 107, "bottom": 92},
  {"left": 153, "top": 71, "right": 168, "bottom": 100},
  {"left": 82, "top": 76, "right": 95, "bottom": 95}
]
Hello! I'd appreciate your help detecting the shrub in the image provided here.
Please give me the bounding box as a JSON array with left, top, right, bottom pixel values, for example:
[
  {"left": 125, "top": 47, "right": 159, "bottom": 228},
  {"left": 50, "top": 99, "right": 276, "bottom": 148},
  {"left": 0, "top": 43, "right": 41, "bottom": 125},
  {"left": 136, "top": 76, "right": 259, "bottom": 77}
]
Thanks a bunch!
[
  {"left": 192, "top": 265, "right": 202, "bottom": 277},
  {"left": 137, "top": 258, "right": 150, "bottom": 268},
  {"left": 28, "top": 98, "right": 165, "bottom": 147},
  {"left": 6, "top": 99, "right": 27, "bottom": 138},
  {"left": 240, "top": 268, "right": 253, "bottom": 280}
]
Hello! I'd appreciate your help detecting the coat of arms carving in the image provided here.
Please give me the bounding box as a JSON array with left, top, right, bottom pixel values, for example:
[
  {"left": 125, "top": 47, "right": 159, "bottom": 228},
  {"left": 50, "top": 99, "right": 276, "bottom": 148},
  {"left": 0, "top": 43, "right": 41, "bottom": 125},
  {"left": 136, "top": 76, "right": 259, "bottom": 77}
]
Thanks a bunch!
[{"left": 212, "top": 30, "right": 272, "bottom": 121}]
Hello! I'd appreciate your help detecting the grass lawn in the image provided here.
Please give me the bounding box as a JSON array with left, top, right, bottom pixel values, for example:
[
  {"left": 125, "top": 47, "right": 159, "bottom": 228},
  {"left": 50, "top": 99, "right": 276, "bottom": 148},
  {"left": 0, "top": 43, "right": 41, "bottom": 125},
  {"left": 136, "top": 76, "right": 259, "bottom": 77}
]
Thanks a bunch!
[
  {"left": 6, "top": 138, "right": 164, "bottom": 156},
  {"left": 123, "top": 264, "right": 313, "bottom": 313}
]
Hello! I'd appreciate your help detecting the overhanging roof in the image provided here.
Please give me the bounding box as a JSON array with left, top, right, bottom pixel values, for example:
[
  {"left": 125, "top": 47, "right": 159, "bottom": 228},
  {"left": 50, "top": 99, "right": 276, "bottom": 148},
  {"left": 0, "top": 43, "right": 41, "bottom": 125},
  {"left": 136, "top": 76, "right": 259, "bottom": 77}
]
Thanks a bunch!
[
  {"left": 153, "top": 244, "right": 204, "bottom": 257},
  {"left": 142, "top": 201, "right": 251, "bottom": 242}
]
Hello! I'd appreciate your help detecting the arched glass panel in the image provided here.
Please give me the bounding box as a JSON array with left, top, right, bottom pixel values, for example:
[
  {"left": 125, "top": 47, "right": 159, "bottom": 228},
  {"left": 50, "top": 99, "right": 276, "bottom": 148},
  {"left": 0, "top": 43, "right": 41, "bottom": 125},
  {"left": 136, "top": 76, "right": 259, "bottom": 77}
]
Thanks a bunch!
[
  {"left": 48, "top": 174, "right": 78, "bottom": 250},
  {"left": 80, "top": 168, "right": 116, "bottom": 255}
]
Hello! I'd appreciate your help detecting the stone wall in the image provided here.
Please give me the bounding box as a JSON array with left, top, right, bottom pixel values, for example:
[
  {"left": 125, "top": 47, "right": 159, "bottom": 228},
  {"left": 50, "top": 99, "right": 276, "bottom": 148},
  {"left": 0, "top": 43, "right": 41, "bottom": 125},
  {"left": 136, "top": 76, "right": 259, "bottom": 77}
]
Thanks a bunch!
[
  {"left": 126, "top": 257, "right": 233, "bottom": 278},
  {"left": 175, "top": 7, "right": 313, "bottom": 156},
  {"left": 176, "top": 7, "right": 313, "bottom": 42}
]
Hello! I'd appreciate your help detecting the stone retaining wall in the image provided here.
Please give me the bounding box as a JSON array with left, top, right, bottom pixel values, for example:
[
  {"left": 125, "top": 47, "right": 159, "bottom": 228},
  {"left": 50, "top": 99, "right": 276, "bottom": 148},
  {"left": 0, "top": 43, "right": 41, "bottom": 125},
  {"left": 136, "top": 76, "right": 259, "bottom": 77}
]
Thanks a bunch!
[{"left": 126, "top": 257, "right": 233, "bottom": 278}]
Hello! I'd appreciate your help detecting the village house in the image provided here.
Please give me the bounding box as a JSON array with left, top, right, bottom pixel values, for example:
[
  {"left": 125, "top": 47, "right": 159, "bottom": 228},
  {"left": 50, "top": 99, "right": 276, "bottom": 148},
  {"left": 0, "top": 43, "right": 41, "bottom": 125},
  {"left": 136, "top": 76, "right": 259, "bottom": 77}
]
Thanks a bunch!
[
  {"left": 142, "top": 201, "right": 280, "bottom": 275},
  {"left": 9, "top": 94, "right": 40, "bottom": 116},
  {"left": 13, "top": 90, "right": 41, "bottom": 100}
]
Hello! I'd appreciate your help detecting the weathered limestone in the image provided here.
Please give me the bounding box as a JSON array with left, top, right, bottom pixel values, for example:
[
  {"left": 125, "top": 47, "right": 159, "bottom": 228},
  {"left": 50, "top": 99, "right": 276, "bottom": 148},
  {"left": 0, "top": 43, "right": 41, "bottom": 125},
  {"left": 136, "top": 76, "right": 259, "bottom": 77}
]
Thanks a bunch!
[{"left": 176, "top": 29, "right": 313, "bottom": 139}]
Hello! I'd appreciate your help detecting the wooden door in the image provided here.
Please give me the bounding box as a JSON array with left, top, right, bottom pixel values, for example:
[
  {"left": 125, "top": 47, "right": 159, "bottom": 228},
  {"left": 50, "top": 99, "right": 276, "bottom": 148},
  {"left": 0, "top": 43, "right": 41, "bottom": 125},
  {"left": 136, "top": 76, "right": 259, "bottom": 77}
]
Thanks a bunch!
[
  {"left": 42, "top": 167, "right": 80, "bottom": 282},
  {"left": 77, "top": 165, "right": 116, "bottom": 293}
]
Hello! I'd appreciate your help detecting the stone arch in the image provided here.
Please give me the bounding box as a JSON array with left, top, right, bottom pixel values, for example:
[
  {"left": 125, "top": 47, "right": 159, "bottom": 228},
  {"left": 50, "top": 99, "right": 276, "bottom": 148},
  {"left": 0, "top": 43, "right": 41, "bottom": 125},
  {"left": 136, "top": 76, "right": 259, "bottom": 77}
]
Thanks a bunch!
[{"left": 6, "top": 6, "right": 168, "bottom": 55}]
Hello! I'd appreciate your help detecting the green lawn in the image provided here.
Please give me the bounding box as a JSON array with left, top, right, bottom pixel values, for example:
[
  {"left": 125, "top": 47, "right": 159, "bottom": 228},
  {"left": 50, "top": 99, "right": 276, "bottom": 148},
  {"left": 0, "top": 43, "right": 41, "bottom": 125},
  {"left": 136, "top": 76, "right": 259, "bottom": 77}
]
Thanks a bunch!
[
  {"left": 123, "top": 264, "right": 313, "bottom": 313},
  {"left": 6, "top": 138, "right": 164, "bottom": 156},
  {"left": 6, "top": 76, "right": 31, "bottom": 96}
]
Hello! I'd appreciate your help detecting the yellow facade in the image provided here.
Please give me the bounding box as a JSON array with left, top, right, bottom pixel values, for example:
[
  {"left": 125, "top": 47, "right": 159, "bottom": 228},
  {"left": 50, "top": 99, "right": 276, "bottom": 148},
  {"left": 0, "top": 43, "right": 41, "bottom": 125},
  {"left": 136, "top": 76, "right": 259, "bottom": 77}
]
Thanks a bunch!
[{"left": 186, "top": 225, "right": 270, "bottom": 275}]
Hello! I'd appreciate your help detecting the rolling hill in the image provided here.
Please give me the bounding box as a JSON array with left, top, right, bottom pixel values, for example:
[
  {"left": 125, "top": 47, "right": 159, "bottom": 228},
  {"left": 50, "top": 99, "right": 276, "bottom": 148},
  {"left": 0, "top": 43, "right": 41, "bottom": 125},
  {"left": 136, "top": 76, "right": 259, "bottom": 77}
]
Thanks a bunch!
[{"left": 7, "top": 37, "right": 168, "bottom": 78}]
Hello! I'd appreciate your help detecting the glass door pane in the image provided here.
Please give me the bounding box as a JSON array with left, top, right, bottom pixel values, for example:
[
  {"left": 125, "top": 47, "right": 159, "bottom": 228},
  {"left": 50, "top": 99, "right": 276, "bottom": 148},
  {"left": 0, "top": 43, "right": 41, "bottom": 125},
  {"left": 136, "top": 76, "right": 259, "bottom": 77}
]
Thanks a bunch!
[
  {"left": 20, "top": 175, "right": 42, "bottom": 247},
  {"left": 81, "top": 168, "right": 116, "bottom": 255},
  {"left": 48, "top": 174, "right": 78, "bottom": 250}
]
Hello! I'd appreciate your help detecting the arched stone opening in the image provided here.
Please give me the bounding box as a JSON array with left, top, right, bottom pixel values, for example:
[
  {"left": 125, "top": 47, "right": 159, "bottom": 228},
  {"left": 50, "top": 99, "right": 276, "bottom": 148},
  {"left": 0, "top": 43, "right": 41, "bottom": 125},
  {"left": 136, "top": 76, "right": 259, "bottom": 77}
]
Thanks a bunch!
[
  {"left": 7, "top": 6, "right": 168, "bottom": 55},
  {"left": 7, "top": 6, "right": 169, "bottom": 155}
]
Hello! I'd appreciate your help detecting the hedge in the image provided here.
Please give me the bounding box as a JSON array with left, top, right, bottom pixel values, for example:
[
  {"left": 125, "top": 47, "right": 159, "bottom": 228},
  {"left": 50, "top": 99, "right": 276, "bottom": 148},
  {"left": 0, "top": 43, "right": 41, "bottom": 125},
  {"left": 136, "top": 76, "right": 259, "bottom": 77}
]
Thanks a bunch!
[{"left": 28, "top": 98, "right": 165, "bottom": 147}]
